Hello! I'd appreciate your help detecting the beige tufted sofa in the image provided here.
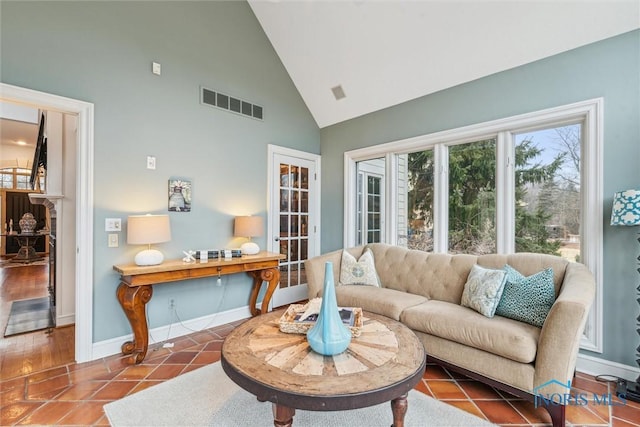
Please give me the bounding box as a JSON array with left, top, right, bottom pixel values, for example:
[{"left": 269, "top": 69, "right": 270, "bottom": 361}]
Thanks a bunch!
[{"left": 305, "top": 243, "right": 595, "bottom": 427}]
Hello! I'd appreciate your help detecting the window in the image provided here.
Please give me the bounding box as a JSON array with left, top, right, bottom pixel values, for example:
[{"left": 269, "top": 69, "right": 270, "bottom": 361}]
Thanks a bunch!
[
  {"left": 0, "top": 167, "right": 43, "bottom": 191},
  {"left": 355, "top": 158, "right": 385, "bottom": 245},
  {"left": 345, "top": 99, "right": 603, "bottom": 352}
]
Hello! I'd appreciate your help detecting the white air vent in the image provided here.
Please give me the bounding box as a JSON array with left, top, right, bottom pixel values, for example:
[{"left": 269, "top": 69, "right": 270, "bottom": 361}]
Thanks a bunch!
[{"left": 201, "top": 87, "right": 263, "bottom": 121}]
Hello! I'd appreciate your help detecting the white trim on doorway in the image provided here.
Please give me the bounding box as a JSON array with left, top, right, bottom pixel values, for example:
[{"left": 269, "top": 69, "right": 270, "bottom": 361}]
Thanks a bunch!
[{"left": 0, "top": 83, "right": 94, "bottom": 363}]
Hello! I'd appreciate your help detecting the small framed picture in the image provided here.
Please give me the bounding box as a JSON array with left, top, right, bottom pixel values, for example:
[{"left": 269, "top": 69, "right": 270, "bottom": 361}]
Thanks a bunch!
[{"left": 168, "top": 179, "right": 192, "bottom": 212}]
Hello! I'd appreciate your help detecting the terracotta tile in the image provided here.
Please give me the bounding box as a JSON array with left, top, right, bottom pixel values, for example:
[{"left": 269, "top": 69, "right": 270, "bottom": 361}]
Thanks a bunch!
[
  {"left": 91, "top": 381, "right": 138, "bottom": 400},
  {"left": 445, "top": 400, "right": 487, "bottom": 420},
  {"left": 93, "top": 414, "right": 112, "bottom": 426},
  {"left": 146, "top": 364, "right": 185, "bottom": 380},
  {"left": 572, "top": 375, "right": 611, "bottom": 395},
  {"left": 458, "top": 380, "right": 503, "bottom": 400},
  {"left": 508, "top": 399, "right": 552, "bottom": 424},
  {"left": 66, "top": 358, "right": 104, "bottom": 372},
  {"left": 145, "top": 346, "right": 172, "bottom": 361},
  {"left": 565, "top": 403, "right": 610, "bottom": 425},
  {"left": 26, "top": 366, "right": 68, "bottom": 384},
  {"left": 57, "top": 401, "right": 106, "bottom": 425},
  {"left": 115, "top": 364, "right": 156, "bottom": 380},
  {"left": 1, "top": 384, "right": 24, "bottom": 406},
  {"left": 414, "top": 379, "right": 433, "bottom": 397},
  {"left": 422, "top": 365, "right": 452, "bottom": 380},
  {"left": 181, "top": 364, "right": 203, "bottom": 375},
  {"left": 475, "top": 400, "right": 528, "bottom": 424},
  {"left": 129, "top": 380, "right": 163, "bottom": 394},
  {"left": 612, "top": 416, "right": 640, "bottom": 427},
  {"left": 68, "top": 362, "right": 111, "bottom": 383},
  {"left": 204, "top": 340, "right": 224, "bottom": 351},
  {"left": 165, "top": 351, "right": 199, "bottom": 364},
  {"left": 25, "top": 374, "right": 70, "bottom": 399},
  {"left": 0, "top": 402, "right": 42, "bottom": 425},
  {"left": 0, "top": 376, "right": 26, "bottom": 393},
  {"left": 612, "top": 399, "right": 640, "bottom": 425},
  {"left": 166, "top": 336, "right": 198, "bottom": 352},
  {"left": 16, "top": 401, "right": 77, "bottom": 425},
  {"left": 192, "top": 351, "right": 221, "bottom": 365},
  {"left": 428, "top": 380, "right": 467, "bottom": 400},
  {"left": 189, "top": 330, "right": 219, "bottom": 344},
  {"left": 55, "top": 381, "right": 106, "bottom": 401}
]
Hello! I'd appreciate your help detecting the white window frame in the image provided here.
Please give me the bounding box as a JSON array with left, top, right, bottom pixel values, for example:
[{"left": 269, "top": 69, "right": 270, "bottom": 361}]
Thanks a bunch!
[{"left": 344, "top": 98, "right": 603, "bottom": 353}]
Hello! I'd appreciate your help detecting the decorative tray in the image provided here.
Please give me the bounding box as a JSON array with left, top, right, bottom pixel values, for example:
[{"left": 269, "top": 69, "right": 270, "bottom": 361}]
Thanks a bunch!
[{"left": 278, "top": 303, "right": 363, "bottom": 337}]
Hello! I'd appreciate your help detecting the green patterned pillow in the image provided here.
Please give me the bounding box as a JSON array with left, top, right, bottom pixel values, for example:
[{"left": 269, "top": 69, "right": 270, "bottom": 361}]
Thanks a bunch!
[
  {"left": 339, "top": 249, "right": 380, "bottom": 287},
  {"left": 460, "top": 265, "right": 507, "bottom": 317},
  {"left": 495, "top": 265, "right": 555, "bottom": 327}
]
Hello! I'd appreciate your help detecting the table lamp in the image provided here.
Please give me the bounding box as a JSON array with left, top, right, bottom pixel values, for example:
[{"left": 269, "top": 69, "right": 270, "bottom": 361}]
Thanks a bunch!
[
  {"left": 127, "top": 214, "right": 172, "bottom": 266},
  {"left": 234, "top": 215, "right": 263, "bottom": 255},
  {"left": 610, "top": 188, "right": 640, "bottom": 403}
]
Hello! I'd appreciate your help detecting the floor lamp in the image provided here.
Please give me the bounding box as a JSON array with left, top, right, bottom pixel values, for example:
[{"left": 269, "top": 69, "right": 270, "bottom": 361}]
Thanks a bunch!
[{"left": 610, "top": 188, "right": 640, "bottom": 403}]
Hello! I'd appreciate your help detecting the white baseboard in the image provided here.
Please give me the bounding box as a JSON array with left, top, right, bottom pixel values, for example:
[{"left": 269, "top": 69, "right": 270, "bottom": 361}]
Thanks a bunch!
[
  {"left": 91, "top": 305, "right": 252, "bottom": 360},
  {"left": 56, "top": 314, "right": 75, "bottom": 327},
  {"left": 576, "top": 353, "right": 640, "bottom": 381}
]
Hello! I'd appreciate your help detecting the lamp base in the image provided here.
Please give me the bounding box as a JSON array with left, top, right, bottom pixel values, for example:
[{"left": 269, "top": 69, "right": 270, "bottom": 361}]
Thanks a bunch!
[
  {"left": 134, "top": 249, "right": 164, "bottom": 266},
  {"left": 240, "top": 242, "right": 260, "bottom": 255}
]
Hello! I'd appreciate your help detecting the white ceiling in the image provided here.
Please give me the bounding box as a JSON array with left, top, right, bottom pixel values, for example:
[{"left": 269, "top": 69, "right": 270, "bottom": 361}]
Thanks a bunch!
[{"left": 249, "top": 0, "right": 640, "bottom": 128}]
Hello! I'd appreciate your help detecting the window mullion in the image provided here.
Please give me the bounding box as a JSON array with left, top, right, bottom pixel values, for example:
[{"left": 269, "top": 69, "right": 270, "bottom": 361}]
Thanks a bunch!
[
  {"left": 433, "top": 144, "right": 448, "bottom": 253},
  {"left": 496, "top": 131, "right": 515, "bottom": 254}
]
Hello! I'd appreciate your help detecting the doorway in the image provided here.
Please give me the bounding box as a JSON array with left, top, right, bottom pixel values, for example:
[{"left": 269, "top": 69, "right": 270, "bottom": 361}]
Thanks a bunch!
[
  {"left": 268, "top": 145, "right": 320, "bottom": 308},
  {"left": 0, "top": 82, "right": 94, "bottom": 364}
]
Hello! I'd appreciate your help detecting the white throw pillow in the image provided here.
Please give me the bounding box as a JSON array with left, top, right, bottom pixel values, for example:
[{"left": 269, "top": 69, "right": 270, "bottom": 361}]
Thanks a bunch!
[
  {"left": 461, "top": 264, "right": 507, "bottom": 317},
  {"left": 339, "top": 249, "right": 380, "bottom": 287}
]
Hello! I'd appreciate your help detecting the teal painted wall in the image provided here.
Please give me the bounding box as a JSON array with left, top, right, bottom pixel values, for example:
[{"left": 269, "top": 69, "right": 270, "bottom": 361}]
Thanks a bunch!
[
  {"left": 320, "top": 30, "right": 640, "bottom": 367},
  {"left": 1, "top": 1, "right": 320, "bottom": 342}
]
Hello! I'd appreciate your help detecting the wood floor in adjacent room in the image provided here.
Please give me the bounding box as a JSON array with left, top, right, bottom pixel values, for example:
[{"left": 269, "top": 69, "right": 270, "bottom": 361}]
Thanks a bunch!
[{"left": 1, "top": 260, "right": 639, "bottom": 426}]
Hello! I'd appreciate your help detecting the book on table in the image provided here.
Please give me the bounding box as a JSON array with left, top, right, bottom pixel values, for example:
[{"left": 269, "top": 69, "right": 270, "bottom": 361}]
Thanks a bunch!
[{"left": 293, "top": 308, "right": 356, "bottom": 327}]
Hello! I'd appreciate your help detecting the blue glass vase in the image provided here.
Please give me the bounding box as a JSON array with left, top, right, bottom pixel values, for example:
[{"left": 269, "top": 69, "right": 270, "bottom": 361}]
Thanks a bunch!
[{"left": 307, "top": 262, "right": 352, "bottom": 356}]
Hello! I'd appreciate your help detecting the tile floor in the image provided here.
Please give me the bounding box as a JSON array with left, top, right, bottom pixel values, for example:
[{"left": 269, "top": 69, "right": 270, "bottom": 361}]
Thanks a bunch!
[{"left": 1, "top": 320, "right": 639, "bottom": 426}]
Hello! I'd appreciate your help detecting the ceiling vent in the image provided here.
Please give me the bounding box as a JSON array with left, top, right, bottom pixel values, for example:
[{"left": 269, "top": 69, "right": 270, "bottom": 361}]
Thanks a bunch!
[
  {"left": 201, "top": 87, "right": 263, "bottom": 121},
  {"left": 331, "top": 85, "right": 346, "bottom": 100}
]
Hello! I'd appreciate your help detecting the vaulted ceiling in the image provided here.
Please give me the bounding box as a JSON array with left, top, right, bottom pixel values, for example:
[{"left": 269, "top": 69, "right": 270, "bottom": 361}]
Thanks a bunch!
[{"left": 249, "top": 1, "right": 640, "bottom": 128}]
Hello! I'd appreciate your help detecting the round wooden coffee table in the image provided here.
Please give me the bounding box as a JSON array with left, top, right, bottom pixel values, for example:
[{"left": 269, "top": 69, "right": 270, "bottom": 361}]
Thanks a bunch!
[{"left": 221, "top": 309, "right": 426, "bottom": 427}]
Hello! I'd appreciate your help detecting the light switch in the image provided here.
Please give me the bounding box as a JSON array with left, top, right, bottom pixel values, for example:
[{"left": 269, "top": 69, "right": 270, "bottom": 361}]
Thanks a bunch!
[
  {"left": 147, "top": 156, "right": 156, "bottom": 170},
  {"left": 105, "top": 218, "right": 122, "bottom": 232},
  {"left": 108, "top": 234, "right": 119, "bottom": 248}
]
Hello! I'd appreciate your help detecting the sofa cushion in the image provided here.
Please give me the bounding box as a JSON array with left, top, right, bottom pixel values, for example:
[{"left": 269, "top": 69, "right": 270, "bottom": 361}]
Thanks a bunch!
[
  {"left": 495, "top": 265, "right": 555, "bottom": 327},
  {"left": 335, "top": 286, "right": 428, "bottom": 321},
  {"left": 460, "top": 264, "right": 507, "bottom": 317},
  {"left": 340, "top": 249, "right": 380, "bottom": 287},
  {"left": 401, "top": 300, "right": 540, "bottom": 363}
]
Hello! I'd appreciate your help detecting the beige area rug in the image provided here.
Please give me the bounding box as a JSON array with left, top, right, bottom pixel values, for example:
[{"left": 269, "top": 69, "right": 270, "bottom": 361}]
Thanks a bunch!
[{"left": 104, "top": 362, "right": 497, "bottom": 427}]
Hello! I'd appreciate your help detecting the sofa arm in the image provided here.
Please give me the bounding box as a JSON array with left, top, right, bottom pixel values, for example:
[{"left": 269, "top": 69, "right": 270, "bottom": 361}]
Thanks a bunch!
[
  {"left": 304, "top": 246, "right": 365, "bottom": 299},
  {"left": 533, "top": 262, "right": 595, "bottom": 395}
]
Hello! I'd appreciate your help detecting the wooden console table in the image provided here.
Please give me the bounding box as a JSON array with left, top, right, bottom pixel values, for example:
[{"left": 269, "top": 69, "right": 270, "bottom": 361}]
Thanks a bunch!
[{"left": 113, "top": 251, "right": 285, "bottom": 364}]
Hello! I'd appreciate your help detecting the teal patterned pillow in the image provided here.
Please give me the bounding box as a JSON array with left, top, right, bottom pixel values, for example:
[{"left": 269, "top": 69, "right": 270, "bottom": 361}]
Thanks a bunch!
[
  {"left": 461, "top": 265, "right": 507, "bottom": 317},
  {"left": 495, "top": 265, "right": 555, "bottom": 327}
]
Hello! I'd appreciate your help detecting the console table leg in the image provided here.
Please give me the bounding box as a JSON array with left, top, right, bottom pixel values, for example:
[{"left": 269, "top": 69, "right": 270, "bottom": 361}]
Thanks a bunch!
[
  {"left": 390, "top": 393, "right": 408, "bottom": 427},
  {"left": 272, "top": 403, "right": 295, "bottom": 427},
  {"left": 116, "top": 283, "right": 153, "bottom": 364},
  {"left": 248, "top": 267, "right": 281, "bottom": 316}
]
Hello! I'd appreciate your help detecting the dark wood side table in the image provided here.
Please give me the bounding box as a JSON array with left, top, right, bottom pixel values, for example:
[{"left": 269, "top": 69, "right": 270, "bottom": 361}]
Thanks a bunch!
[
  {"left": 221, "top": 310, "right": 426, "bottom": 427},
  {"left": 2, "top": 233, "right": 45, "bottom": 263},
  {"left": 113, "top": 251, "right": 285, "bottom": 364}
]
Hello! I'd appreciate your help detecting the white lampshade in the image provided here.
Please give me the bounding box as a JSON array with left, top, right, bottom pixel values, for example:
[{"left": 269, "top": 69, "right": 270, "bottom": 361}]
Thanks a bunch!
[
  {"left": 610, "top": 189, "right": 640, "bottom": 226},
  {"left": 127, "top": 214, "right": 172, "bottom": 265},
  {"left": 234, "top": 216, "right": 263, "bottom": 255}
]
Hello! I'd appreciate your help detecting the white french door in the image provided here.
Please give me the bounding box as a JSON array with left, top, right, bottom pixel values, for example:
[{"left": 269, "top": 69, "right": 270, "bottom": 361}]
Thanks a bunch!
[{"left": 268, "top": 145, "right": 320, "bottom": 308}]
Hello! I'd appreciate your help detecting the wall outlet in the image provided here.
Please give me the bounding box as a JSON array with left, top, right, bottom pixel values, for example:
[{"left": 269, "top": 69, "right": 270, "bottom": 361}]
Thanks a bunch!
[
  {"left": 168, "top": 298, "right": 175, "bottom": 310},
  {"left": 108, "top": 234, "right": 118, "bottom": 248}
]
